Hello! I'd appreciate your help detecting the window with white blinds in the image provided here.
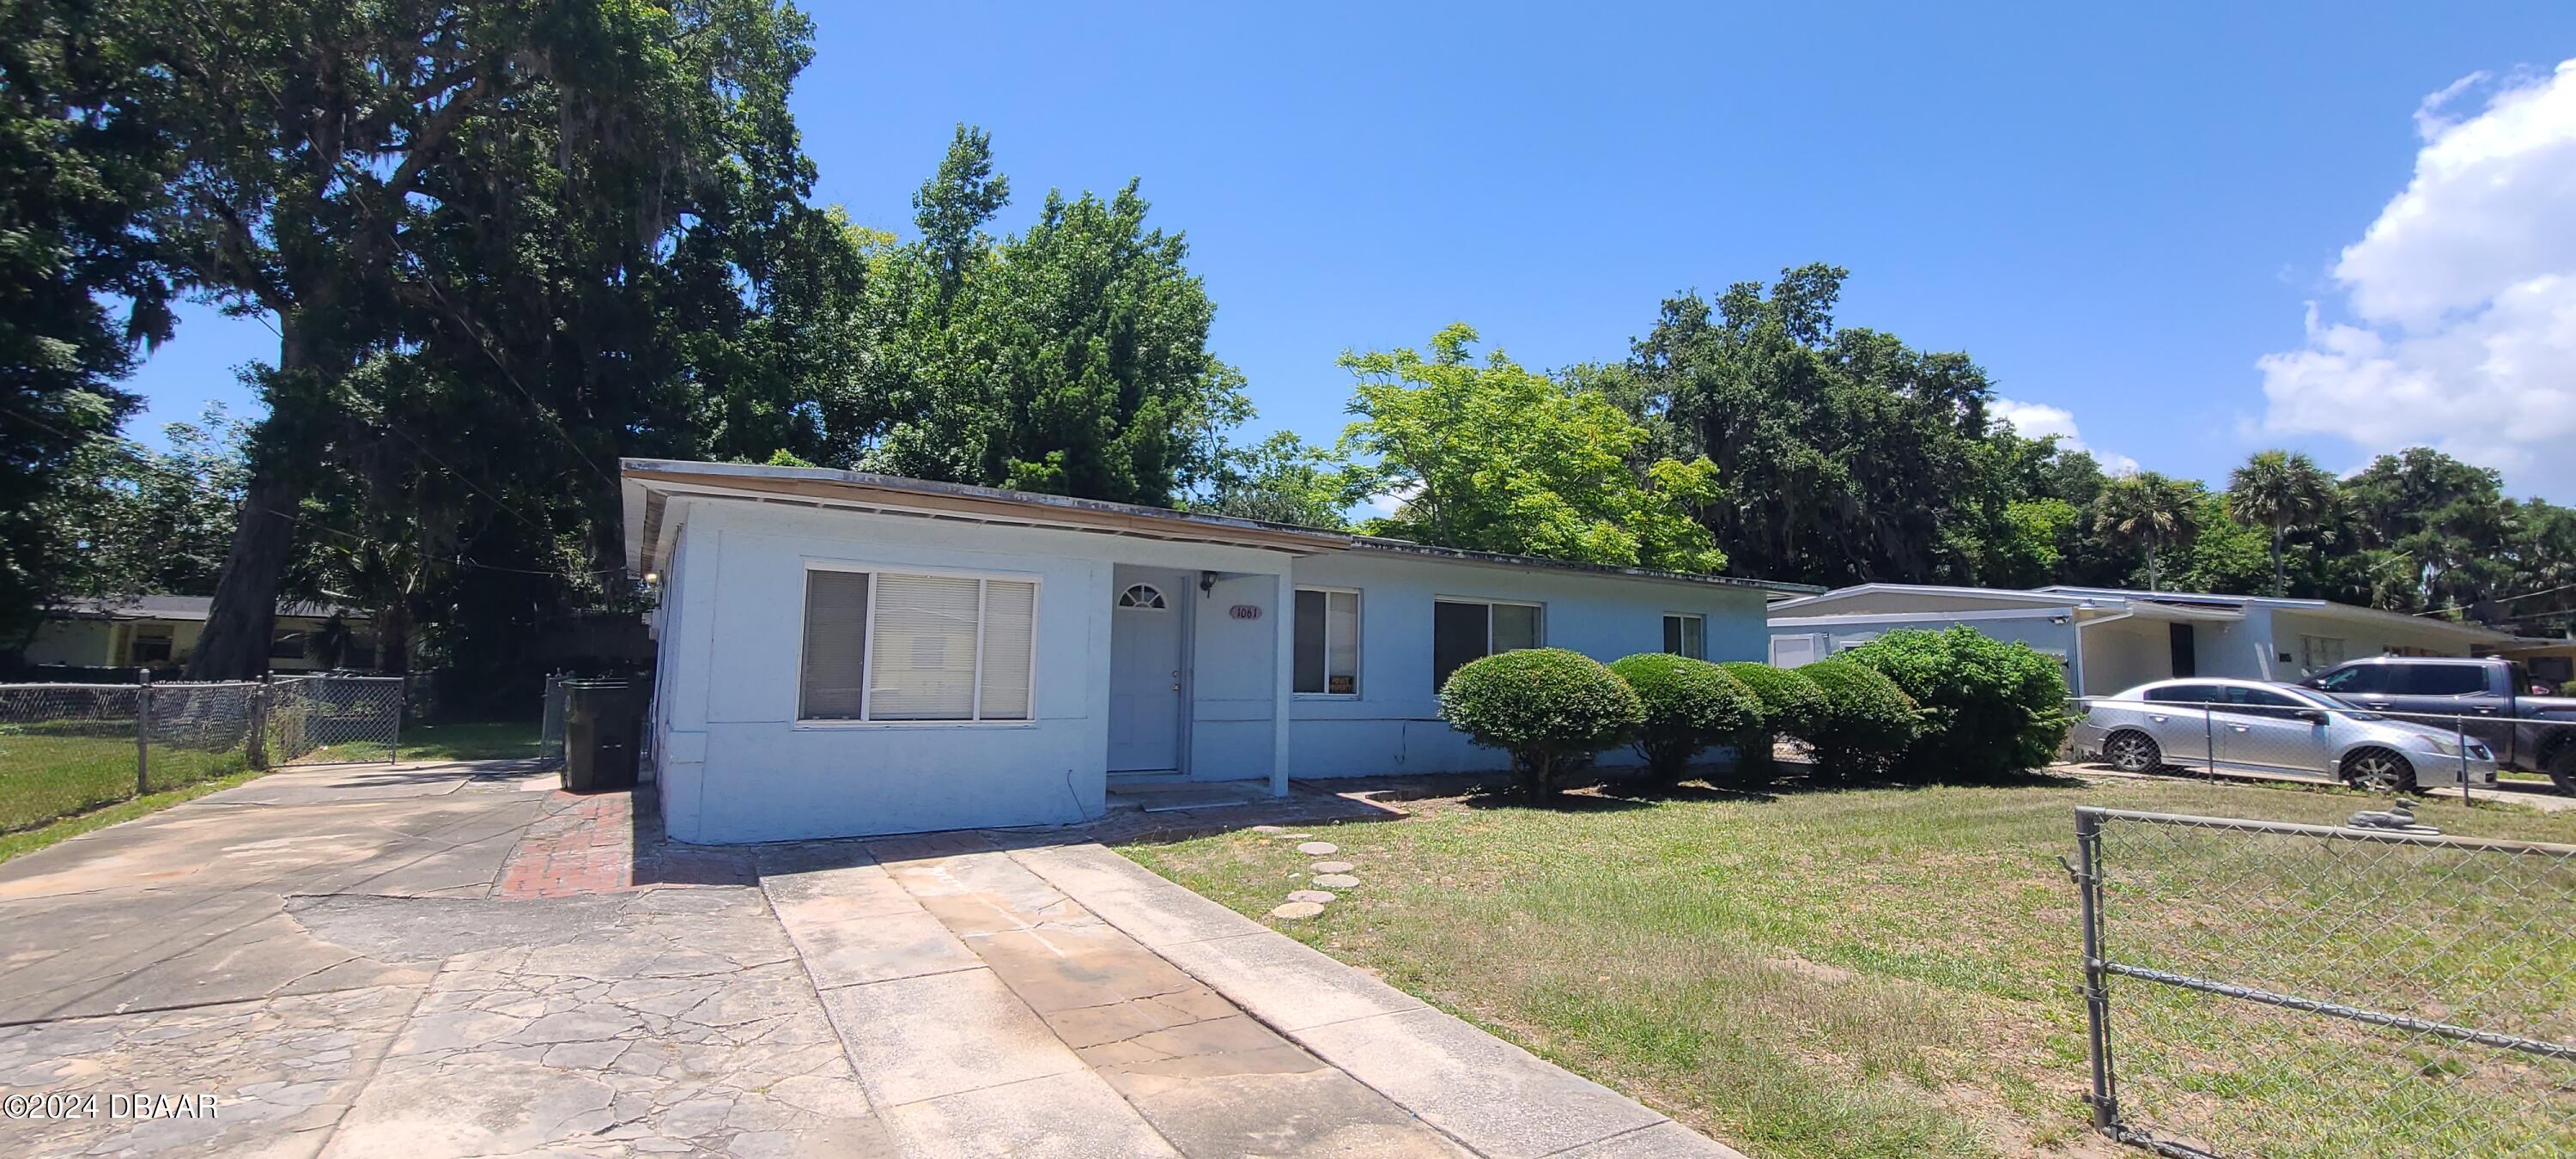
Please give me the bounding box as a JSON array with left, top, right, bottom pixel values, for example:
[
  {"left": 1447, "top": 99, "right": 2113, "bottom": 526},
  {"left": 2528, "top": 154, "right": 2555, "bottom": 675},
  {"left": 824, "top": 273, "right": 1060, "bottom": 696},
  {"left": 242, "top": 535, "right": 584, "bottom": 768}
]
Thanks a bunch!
[{"left": 797, "top": 567, "right": 1037, "bottom": 723}]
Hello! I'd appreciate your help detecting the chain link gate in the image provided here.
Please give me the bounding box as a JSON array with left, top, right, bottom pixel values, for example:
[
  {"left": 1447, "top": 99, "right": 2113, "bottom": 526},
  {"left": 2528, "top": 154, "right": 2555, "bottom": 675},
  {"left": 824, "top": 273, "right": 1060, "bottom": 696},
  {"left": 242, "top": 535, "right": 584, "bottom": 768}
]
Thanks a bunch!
[
  {"left": 265, "top": 674, "right": 404, "bottom": 765},
  {"left": 2070, "top": 806, "right": 2576, "bottom": 1156}
]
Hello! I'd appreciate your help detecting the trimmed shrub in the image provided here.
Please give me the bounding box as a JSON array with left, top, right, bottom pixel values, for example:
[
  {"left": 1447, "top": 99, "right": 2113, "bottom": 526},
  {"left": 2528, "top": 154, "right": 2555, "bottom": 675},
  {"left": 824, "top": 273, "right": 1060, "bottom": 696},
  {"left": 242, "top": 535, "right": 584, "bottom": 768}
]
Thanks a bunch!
[
  {"left": 1609, "top": 653, "right": 1765, "bottom": 783},
  {"left": 1717, "top": 662, "right": 1826, "bottom": 787},
  {"left": 1438, "top": 648, "right": 1644, "bottom": 800},
  {"left": 1795, "top": 659, "right": 1921, "bottom": 781},
  {"left": 1841, "top": 626, "right": 2071, "bottom": 780}
]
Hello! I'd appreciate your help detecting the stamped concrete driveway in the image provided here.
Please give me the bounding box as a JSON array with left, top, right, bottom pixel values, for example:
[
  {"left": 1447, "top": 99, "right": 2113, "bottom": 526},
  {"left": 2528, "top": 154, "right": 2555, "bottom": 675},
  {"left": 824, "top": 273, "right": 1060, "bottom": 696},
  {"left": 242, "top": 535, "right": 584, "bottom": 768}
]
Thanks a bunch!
[{"left": 0, "top": 762, "right": 1736, "bottom": 1158}]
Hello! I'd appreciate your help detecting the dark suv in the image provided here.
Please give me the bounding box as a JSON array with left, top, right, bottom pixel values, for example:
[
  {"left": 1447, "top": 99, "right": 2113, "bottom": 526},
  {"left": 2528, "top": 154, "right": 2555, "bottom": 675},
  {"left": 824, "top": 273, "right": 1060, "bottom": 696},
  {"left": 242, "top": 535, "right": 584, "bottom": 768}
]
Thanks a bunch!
[{"left": 2300, "top": 657, "right": 2576, "bottom": 789}]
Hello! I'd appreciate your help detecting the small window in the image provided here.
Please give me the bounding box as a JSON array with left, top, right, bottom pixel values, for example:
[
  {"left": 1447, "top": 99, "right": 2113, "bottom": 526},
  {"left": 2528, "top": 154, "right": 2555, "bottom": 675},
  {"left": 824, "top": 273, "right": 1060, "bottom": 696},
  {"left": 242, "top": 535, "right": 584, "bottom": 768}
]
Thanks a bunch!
[
  {"left": 1295, "top": 589, "right": 1360, "bottom": 695},
  {"left": 2299, "top": 635, "right": 2346, "bottom": 673},
  {"left": 270, "top": 630, "right": 307, "bottom": 660},
  {"left": 1117, "top": 584, "right": 1167, "bottom": 610},
  {"left": 798, "top": 567, "right": 1036, "bottom": 723},
  {"left": 1662, "top": 614, "right": 1706, "bottom": 659},
  {"left": 130, "top": 631, "right": 173, "bottom": 664},
  {"left": 1431, "top": 599, "right": 1544, "bottom": 689}
]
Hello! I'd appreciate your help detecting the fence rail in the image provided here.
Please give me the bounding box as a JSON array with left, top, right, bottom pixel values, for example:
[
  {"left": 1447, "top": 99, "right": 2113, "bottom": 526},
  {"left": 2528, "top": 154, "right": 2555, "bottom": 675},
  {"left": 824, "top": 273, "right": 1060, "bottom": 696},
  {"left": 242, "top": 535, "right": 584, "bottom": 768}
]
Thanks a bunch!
[
  {"left": 0, "top": 674, "right": 402, "bottom": 834},
  {"left": 2072, "top": 805, "right": 2576, "bottom": 1156}
]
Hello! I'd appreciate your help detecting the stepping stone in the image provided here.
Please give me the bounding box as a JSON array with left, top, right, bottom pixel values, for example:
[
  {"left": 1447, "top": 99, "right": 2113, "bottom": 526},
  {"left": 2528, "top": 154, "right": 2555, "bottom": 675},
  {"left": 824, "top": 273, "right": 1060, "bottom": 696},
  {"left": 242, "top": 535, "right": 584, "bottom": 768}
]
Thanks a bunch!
[
  {"left": 1270, "top": 901, "right": 1326, "bottom": 919},
  {"left": 1310, "top": 861, "right": 1355, "bottom": 874},
  {"left": 1285, "top": 889, "right": 1337, "bottom": 904},
  {"left": 1249, "top": 825, "right": 1286, "bottom": 834},
  {"left": 1311, "top": 874, "right": 1360, "bottom": 889},
  {"left": 1296, "top": 841, "right": 1339, "bottom": 856}
]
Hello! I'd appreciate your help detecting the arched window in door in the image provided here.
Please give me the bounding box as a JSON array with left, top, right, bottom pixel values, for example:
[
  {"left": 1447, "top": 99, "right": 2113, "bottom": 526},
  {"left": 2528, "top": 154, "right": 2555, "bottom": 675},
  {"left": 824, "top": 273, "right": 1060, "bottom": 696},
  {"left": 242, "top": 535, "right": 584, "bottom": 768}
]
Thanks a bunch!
[{"left": 1117, "top": 584, "right": 1168, "bottom": 610}]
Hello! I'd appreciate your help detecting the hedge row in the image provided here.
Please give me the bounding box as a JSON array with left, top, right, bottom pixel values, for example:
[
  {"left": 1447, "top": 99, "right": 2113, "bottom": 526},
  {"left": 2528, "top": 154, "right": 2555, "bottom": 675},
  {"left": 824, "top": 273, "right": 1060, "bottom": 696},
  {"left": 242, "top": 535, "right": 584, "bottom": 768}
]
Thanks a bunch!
[{"left": 1437, "top": 628, "right": 2069, "bottom": 798}]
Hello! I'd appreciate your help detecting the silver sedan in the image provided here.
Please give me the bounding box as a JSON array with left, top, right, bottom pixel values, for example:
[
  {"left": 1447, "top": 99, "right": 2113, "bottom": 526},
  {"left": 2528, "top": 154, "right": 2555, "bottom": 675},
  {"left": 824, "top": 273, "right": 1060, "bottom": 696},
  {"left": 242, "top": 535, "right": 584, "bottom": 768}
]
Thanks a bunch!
[{"left": 2071, "top": 677, "right": 2498, "bottom": 792}]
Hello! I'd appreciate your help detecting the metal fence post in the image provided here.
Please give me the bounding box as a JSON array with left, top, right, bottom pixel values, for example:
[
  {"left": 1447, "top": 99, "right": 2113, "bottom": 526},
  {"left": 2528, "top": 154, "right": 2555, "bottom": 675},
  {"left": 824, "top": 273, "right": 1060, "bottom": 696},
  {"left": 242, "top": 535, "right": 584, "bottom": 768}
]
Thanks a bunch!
[
  {"left": 2073, "top": 808, "right": 2119, "bottom": 1132},
  {"left": 134, "top": 668, "right": 152, "bottom": 798},
  {"left": 391, "top": 681, "right": 404, "bottom": 767},
  {"left": 247, "top": 675, "right": 270, "bottom": 771},
  {"left": 2455, "top": 713, "right": 2473, "bottom": 807}
]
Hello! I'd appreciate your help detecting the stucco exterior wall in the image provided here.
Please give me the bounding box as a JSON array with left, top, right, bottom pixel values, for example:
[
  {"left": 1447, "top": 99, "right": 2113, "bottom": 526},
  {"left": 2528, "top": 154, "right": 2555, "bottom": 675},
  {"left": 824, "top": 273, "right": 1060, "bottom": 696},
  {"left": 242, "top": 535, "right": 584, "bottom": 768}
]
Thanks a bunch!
[
  {"left": 650, "top": 500, "right": 1291, "bottom": 843},
  {"left": 2081, "top": 616, "right": 2176, "bottom": 694},
  {"left": 1767, "top": 612, "right": 2082, "bottom": 689},
  {"left": 21, "top": 619, "right": 119, "bottom": 666},
  {"left": 1775, "top": 590, "right": 2067, "bottom": 616},
  {"left": 1285, "top": 552, "right": 1771, "bottom": 777},
  {"left": 647, "top": 497, "right": 1783, "bottom": 840},
  {"left": 2265, "top": 608, "right": 2477, "bottom": 677}
]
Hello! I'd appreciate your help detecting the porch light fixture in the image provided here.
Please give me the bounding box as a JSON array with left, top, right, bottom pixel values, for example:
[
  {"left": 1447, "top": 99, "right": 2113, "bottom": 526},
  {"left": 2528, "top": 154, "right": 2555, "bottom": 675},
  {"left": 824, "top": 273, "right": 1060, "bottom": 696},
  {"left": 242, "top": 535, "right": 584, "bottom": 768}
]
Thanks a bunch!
[{"left": 1200, "top": 570, "right": 1218, "bottom": 594}]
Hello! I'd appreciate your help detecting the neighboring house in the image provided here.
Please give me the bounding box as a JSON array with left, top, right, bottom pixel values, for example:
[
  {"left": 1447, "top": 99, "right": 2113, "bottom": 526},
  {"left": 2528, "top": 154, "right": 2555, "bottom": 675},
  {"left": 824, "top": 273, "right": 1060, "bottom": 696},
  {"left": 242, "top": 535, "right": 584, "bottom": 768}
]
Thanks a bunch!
[
  {"left": 18, "top": 596, "right": 379, "bottom": 673},
  {"left": 2493, "top": 637, "right": 2576, "bottom": 690},
  {"left": 1765, "top": 583, "right": 2515, "bottom": 697},
  {"left": 623, "top": 458, "right": 1819, "bottom": 843}
]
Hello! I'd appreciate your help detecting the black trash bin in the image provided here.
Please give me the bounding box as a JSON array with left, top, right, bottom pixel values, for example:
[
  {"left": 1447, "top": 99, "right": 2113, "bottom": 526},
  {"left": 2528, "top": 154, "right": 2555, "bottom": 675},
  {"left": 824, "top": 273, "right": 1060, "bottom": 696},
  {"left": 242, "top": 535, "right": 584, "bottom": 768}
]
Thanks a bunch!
[{"left": 562, "top": 679, "right": 650, "bottom": 792}]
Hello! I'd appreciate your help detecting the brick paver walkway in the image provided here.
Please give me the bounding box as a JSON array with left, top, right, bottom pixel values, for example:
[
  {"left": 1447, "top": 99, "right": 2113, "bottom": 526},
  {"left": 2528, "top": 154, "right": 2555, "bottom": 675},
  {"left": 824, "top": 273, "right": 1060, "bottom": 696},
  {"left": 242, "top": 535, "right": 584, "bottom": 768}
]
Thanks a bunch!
[{"left": 496, "top": 791, "right": 756, "bottom": 897}]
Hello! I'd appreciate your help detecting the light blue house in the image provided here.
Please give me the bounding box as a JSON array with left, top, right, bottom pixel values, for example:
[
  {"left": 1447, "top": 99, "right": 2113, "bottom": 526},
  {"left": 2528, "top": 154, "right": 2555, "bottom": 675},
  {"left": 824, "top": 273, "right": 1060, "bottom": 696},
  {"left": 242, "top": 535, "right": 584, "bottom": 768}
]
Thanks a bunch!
[{"left": 622, "top": 459, "right": 1816, "bottom": 842}]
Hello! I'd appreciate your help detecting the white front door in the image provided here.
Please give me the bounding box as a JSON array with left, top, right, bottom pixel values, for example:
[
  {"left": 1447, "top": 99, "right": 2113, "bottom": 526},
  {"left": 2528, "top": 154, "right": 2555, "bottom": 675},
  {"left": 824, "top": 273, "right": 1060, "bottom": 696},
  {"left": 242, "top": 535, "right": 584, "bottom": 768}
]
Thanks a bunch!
[{"left": 1109, "top": 575, "right": 1187, "bottom": 773}]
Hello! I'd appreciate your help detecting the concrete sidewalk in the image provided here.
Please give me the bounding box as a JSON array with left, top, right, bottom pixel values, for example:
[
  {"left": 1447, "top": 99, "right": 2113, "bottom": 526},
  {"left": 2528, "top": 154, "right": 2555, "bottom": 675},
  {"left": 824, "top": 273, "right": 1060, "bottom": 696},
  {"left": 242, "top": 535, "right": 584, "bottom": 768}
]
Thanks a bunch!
[{"left": 0, "top": 762, "right": 1739, "bottom": 1157}]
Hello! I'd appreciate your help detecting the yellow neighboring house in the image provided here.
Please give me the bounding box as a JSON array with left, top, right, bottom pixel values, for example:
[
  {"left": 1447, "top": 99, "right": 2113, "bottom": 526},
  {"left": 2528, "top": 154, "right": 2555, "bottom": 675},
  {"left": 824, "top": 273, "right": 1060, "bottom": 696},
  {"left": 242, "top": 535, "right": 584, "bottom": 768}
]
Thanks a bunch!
[{"left": 21, "top": 596, "right": 379, "bottom": 673}]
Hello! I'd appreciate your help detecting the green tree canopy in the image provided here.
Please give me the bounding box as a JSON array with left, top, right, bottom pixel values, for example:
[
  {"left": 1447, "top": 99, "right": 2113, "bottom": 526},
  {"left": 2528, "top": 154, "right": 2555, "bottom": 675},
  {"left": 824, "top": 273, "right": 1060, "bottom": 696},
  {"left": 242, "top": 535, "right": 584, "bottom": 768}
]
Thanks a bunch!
[
  {"left": 2091, "top": 471, "right": 2203, "bottom": 591},
  {"left": 1339, "top": 324, "right": 1726, "bottom": 573},
  {"left": 1614, "top": 264, "right": 2075, "bottom": 587},
  {"left": 2227, "top": 449, "right": 2338, "bottom": 596},
  {"left": 0, "top": 0, "right": 182, "bottom": 643},
  {"left": 854, "top": 126, "right": 1243, "bottom": 505}
]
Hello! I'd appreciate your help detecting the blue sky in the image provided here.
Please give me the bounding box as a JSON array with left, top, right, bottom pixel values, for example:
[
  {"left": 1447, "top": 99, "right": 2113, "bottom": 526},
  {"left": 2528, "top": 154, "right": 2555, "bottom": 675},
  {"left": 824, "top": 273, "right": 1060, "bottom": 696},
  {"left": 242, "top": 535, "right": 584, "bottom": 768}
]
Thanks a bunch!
[{"left": 125, "top": 3, "right": 2576, "bottom": 501}]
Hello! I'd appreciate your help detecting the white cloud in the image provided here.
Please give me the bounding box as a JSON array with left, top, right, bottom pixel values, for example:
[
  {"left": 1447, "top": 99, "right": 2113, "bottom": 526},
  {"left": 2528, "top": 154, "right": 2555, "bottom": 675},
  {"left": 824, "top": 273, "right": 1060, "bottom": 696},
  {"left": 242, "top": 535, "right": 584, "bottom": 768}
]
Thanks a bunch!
[
  {"left": 1993, "top": 397, "right": 2140, "bottom": 475},
  {"left": 1358, "top": 476, "right": 1421, "bottom": 519},
  {"left": 2257, "top": 61, "right": 2576, "bottom": 499}
]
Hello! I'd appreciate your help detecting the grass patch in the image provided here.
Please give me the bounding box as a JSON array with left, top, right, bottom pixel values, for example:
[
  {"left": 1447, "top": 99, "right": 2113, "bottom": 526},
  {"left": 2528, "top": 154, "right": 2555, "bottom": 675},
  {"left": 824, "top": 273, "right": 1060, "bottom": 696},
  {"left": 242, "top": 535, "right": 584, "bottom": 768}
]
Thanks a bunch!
[
  {"left": 0, "top": 767, "right": 267, "bottom": 867},
  {"left": 0, "top": 719, "right": 253, "bottom": 833},
  {"left": 298, "top": 719, "right": 545, "bottom": 765},
  {"left": 1122, "top": 776, "right": 2574, "bottom": 1158}
]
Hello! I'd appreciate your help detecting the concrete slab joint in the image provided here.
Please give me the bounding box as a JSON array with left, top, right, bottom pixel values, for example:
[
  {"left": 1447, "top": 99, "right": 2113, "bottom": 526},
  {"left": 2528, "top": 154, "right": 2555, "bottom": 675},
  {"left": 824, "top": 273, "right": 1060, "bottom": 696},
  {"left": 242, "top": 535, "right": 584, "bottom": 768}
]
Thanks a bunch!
[
  {"left": 1009, "top": 842, "right": 1749, "bottom": 1159},
  {"left": 0, "top": 756, "right": 1739, "bottom": 1158}
]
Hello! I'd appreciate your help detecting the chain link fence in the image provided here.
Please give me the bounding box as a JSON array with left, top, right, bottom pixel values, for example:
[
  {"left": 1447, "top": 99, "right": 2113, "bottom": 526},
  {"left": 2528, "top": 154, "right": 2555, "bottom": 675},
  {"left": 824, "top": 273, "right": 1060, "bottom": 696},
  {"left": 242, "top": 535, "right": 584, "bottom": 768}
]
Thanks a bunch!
[
  {"left": 267, "top": 674, "right": 404, "bottom": 765},
  {"left": 2072, "top": 806, "right": 2576, "bottom": 1156},
  {"left": 0, "top": 676, "right": 402, "bottom": 834},
  {"left": 538, "top": 672, "right": 568, "bottom": 764}
]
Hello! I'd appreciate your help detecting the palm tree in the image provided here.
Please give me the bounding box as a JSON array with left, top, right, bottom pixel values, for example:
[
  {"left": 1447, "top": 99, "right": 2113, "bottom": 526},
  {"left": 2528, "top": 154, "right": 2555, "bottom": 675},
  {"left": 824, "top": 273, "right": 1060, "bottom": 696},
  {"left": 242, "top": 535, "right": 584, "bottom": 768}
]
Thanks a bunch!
[
  {"left": 2093, "top": 472, "right": 2202, "bottom": 591},
  {"left": 2226, "top": 450, "right": 2338, "bottom": 596}
]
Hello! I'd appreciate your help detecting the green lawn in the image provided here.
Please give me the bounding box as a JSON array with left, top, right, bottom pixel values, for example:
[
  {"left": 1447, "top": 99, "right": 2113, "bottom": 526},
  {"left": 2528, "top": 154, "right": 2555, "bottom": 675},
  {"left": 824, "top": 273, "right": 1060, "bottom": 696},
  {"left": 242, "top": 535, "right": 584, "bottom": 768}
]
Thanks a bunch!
[
  {"left": 299, "top": 719, "right": 546, "bottom": 765},
  {"left": 0, "top": 720, "right": 252, "bottom": 833},
  {"left": 1122, "top": 775, "right": 2576, "bottom": 1158},
  {"left": 1, "top": 717, "right": 544, "bottom": 869}
]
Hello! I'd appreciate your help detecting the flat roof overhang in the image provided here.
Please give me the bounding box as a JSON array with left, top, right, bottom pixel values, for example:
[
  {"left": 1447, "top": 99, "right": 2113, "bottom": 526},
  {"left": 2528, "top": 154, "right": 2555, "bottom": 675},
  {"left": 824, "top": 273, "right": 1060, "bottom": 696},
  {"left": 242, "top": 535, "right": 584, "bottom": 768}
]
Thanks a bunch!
[{"left": 619, "top": 458, "right": 1821, "bottom": 596}]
